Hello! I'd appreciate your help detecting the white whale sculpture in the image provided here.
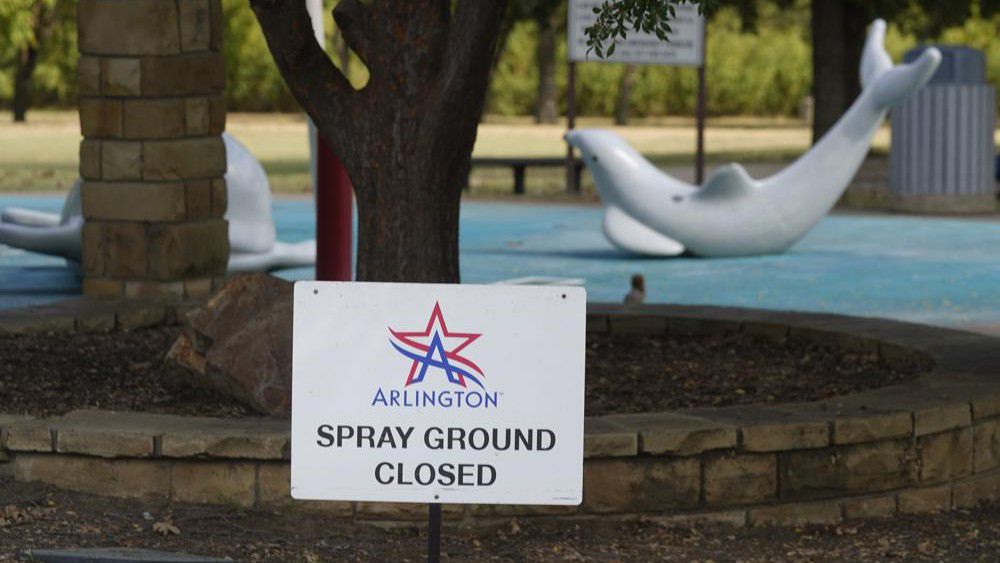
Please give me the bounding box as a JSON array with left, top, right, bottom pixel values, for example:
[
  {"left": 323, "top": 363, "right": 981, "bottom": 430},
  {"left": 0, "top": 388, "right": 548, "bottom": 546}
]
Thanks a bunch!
[
  {"left": 566, "top": 20, "right": 942, "bottom": 257},
  {"left": 0, "top": 133, "right": 316, "bottom": 272}
]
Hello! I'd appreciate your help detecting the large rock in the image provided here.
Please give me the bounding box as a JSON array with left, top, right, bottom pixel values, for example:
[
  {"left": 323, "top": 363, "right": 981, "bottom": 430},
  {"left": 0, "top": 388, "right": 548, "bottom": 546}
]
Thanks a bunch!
[{"left": 168, "top": 273, "right": 292, "bottom": 417}]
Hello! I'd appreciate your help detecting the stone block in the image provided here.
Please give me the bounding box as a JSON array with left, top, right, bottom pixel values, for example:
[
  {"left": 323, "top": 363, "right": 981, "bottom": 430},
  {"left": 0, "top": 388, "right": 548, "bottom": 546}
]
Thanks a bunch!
[
  {"left": 583, "top": 418, "right": 637, "bottom": 458},
  {"left": 741, "top": 420, "right": 829, "bottom": 452},
  {"left": 841, "top": 495, "right": 896, "bottom": 519},
  {"left": 898, "top": 486, "right": 951, "bottom": 514},
  {"left": 782, "top": 440, "right": 914, "bottom": 499},
  {"left": 704, "top": 453, "right": 777, "bottom": 506},
  {"left": 257, "top": 462, "right": 290, "bottom": 506},
  {"left": 56, "top": 427, "right": 154, "bottom": 458},
  {"left": 210, "top": 178, "right": 227, "bottom": 215},
  {"left": 603, "top": 412, "right": 736, "bottom": 456},
  {"left": 81, "top": 221, "right": 147, "bottom": 278},
  {"left": 77, "top": 56, "right": 101, "bottom": 95},
  {"left": 208, "top": 95, "right": 226, "bottom": 133},
  {"left": 208, "top": 0, "right": 223, "bottom": 51},
  {"left": 123, "top": 99, "right": 186, "bottom": 139},
  {"left": 146, "top": 220, "right": 229, "bottom": 280},
  {"left": 159, "top": 421, "right": 289, "bottom": 459},
  {"left": 140, "top": 52, "right": 225, "bottom": 96},
  {"left": 171, "top": 461, "right": 255, "bottom": 507},
  {"left": 179, "top": 0, "right": 212, "bottom": 52},
  {"left": 952, "top": 472, "right": 1000, "bottom": 508},
  {"left": 749, "top": 500, "right": 842, "bottom": 526},
  {"left": 973, "top": 420, "right": 1000, "bottom": 473},
  {"left": 142, "top": 137, "right": 226, "bottom": 181},
  {"left": 583, "top": 458, "right": 699, "bottom": 514},
  {"left": 832, "top": 412, "right": 912, "bottom": 445},
  {"left": 82, "top": 182, "right": 187, "bottom": 222},
  {"left": 184, "top": 97, "right": 209, "bottom": 136},
  {"left": 913, "top": 403, "right": 971, "bottom": 437},
  {"left": 973, "top": 392, "right": 1000, "bottom": 420},
  {"left": 82, "top": 278, "right": 124, "bottom": 298},
  {"left": 184, "top": 278, "right": 215, "bottom": 299},
  {"left": 101, "top": 58, "right": 141, "bottom": 96},
  {"left": 123, "top": 281, "right": 186, "bottom": 302},
  {"left": 185, "top": 180, "right": 213, "bottom": 219},
  {"left": 469, "top": 504, "right": 578, "bottom": 517},
  {"left": 79, "top": 140, "right": 102, "bottom": 180},
  {"left": 14, "top": 454, "right": 170, "bottom": 499},
  {"left": 78, "top": 0, "right": 180, "bottom": 55},
  {"left": 100, "top": 141, "right": 142, "bottom": 181},
  {"left": 919, "top": 428, "right": 972, "bottom": 484},
  {"left": 5, "top": 422, "right": 52, "bottom": 452},
  {"left": 79, "top": 98, "right": 122, "bottom": 138}
]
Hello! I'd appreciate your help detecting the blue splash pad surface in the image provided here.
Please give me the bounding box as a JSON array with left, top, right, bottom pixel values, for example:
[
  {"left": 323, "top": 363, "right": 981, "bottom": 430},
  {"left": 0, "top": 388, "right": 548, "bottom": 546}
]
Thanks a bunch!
[{"left": 2, "top": 197, "right": 998, "bottom": 328}]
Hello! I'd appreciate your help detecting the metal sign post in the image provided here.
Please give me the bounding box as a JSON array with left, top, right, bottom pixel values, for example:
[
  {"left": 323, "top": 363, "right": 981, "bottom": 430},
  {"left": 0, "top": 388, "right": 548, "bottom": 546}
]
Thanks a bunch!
[
  {"left": 566, "top": 61, "right": 578, "bottom": 194},
  {"left": 428, "top": 503, "right": 442, "bottom": 562},
  {"left": 566, "top": 1, "right": 707, "bottom": 187}
]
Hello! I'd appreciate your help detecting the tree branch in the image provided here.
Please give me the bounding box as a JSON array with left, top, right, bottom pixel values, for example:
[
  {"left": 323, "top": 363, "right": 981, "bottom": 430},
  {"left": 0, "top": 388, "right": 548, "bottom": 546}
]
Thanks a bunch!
[
  {"left": 249, "top": 0, "right": 356, "bottom": 154},
  {"left": 332, "top": 0, "right": 376, "bottom": 68},
  {"left": 436, "top": 0, "right": 508, "bottom": 102}
]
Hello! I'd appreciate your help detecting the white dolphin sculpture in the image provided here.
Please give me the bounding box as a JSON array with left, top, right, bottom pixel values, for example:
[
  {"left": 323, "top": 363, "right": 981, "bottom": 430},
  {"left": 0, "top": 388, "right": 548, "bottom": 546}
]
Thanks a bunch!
[
  {"left": 0, "top": 133, "right": 316, "bottom": 272},
  {"left": 566, "top": 20, "right": 942, "bottom": 257}
]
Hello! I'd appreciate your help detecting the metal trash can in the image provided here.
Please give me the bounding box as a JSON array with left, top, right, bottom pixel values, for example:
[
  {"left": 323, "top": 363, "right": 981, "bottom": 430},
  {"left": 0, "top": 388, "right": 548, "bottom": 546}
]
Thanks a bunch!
[{"left": 889, "top": 45, "right": 996, "bottom": 213}]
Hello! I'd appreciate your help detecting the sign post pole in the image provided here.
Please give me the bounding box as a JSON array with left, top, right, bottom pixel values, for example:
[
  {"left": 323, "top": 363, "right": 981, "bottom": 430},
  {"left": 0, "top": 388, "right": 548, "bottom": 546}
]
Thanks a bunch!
[
  {"left": 428, "top": 503, "right": 442, "bottom": 563},
  {"left": 695, "top": 63, "right": 706, "bottom": 185}
]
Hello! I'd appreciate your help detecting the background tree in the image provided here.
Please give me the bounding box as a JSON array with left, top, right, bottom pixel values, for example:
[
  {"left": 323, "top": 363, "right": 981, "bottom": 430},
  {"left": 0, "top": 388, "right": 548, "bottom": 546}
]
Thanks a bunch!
[{"left": 0, "top": 0, "right": 63, "bottom": 122}]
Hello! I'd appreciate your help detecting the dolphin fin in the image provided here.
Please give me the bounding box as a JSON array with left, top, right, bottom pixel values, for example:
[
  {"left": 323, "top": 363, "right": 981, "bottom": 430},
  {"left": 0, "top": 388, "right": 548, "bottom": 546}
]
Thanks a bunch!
[
  {"left": 696, "top": 163, "right": 757, "bottom": 200},
  {"left": 602, "top": 206, "right": 685, "bottom": 256}
]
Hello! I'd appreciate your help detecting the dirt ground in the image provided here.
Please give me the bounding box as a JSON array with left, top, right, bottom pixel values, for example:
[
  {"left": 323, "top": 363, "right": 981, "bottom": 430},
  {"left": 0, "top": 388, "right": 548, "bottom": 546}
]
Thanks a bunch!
[
  {"left": 0, "top": 476, "right": 997, "bottom": 561},
  {"left": 0, "top": 327, "right": 929, "bottom": 418}
]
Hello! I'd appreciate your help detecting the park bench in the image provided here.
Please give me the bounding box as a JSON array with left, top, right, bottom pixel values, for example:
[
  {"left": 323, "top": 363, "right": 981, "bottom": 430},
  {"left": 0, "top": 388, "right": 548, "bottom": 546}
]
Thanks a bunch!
[{"left": 470, "top": 157, "right": 585, "bottom": 195}]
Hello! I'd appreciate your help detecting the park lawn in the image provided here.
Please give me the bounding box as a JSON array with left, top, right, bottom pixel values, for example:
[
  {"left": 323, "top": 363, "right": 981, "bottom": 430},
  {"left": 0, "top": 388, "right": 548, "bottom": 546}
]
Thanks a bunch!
[{"left": 0, "top": 110, "right": 909, "bottom": 197}]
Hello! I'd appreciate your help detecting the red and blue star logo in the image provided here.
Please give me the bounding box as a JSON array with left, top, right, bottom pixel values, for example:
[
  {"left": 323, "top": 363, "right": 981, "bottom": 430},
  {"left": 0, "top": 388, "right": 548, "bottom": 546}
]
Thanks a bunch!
[{"left": 388, "top": 302, "right": 486, "bottom": 389}]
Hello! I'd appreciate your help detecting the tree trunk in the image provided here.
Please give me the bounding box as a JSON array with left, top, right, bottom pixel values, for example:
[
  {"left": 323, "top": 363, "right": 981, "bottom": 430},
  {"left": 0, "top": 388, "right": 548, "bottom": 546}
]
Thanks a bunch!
[
  {"left": 614, "top": 65, "right": 637, "bottom": 125},
  {"left": 810, "top": 0, "right": 868, "bottom": 144},
  {"left": 12, "top": 46, "right": 39, "bottom": 123},
  {"left": 252, "top": 0, "right": 507, "bottom": 283},
  {"left": 533, "top": 12, "right": 558, "bottom": 124}
]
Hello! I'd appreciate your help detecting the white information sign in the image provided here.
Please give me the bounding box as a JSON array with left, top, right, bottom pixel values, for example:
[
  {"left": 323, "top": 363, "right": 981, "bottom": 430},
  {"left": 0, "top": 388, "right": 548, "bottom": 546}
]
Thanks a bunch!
[
  {"left": 567, "top": 0, "right": 705, "bottom": 66},
  {"left": 291, "top": 282, "right": 586, "bottom": 505}
]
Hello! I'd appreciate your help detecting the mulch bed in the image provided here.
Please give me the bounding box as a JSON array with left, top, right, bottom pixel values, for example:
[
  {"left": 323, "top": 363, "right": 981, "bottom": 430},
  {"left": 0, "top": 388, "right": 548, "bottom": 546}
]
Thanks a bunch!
[
  {"left": 0, "top": 326, "right": 930, "bottom": 418},
  {"left": 1, "top": 476, "right": 998, "bottom": 561}
]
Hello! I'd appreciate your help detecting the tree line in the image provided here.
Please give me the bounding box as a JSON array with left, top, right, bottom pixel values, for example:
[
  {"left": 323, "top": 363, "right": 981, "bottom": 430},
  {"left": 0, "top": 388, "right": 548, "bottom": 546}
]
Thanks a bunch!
[{"left": 1, "top": 0, "right": 996, "bottom": 128}]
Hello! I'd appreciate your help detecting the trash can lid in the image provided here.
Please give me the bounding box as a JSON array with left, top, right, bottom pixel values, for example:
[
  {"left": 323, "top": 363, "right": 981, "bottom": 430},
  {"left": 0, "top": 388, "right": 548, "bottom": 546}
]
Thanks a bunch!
[{"left": 904, "top": 45, "right": 986, "bottom": 85}]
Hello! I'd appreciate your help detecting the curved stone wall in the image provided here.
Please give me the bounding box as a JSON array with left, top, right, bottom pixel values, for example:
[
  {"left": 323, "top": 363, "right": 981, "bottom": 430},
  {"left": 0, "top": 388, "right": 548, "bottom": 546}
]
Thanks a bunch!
[{"left": 1, "top": 300, "right": 998, "bottom": 526}]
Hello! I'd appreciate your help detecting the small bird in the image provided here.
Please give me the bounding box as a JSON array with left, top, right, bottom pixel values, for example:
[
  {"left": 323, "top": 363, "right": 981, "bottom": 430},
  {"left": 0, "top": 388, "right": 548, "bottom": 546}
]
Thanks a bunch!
[{"left": 624, "top": 273, "right": 645, "bottom": 305}]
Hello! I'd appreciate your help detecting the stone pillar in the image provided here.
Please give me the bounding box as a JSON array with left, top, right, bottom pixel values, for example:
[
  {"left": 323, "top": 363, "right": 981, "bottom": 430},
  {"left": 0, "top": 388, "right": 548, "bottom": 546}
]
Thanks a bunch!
[{"left": 76, "top": 0, "right": 228, "bottom": 299}]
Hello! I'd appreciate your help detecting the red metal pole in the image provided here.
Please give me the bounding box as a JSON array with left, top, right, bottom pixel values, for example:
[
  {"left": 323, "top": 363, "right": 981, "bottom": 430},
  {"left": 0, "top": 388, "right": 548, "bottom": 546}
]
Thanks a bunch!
[{"left": 315, "top": 135, "right": 353, "bottom": 281}]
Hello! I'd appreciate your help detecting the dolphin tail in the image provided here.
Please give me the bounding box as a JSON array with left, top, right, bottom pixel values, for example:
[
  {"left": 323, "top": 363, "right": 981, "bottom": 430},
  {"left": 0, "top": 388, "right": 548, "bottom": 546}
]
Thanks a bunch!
[
  {"left": 860, "top": 19, "right": 893, "bottom": 89},
  {"left": 0, "top": 216, "right": 83, "bottom": 261},
  {"left": 860, "top": 19, "right": 941, "bottom": 109},
  {"left": 603, "top": 206, "right": 685, "bottom": 256}
]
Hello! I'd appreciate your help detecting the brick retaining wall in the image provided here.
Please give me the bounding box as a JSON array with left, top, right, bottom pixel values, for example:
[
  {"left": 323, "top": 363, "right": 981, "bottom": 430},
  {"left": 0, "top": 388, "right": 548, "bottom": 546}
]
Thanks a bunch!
[{"left": 1, "top": 302, "right": 998, "bottom": 526}]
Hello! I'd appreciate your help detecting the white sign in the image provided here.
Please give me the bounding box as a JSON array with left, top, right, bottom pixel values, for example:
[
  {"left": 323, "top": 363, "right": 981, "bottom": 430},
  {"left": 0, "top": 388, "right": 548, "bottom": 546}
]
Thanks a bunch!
[
  {"left": 568, "top": 0, "right": 705, "bottom": 66},
  {"left": 291, "top": 282, "right": 586, "bottom": 505}
]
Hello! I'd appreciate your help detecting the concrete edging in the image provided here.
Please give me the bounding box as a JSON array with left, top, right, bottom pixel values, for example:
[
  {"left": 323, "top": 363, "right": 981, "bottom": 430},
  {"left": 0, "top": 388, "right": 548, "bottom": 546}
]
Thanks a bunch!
[{"left": 1, "top": 299, "right": 998, "bottom": 526}]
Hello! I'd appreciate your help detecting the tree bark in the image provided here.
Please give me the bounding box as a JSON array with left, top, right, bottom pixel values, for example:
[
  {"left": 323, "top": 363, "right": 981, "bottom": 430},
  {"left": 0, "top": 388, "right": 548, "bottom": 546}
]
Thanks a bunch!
[
  {"left": 810, "top": 0, "right": 867, "bottom": 144},
  {"left": 614, "top": 64, "right": 637, "bottom": 125},
  {"left": 251, "top": 0, "right": 507, "bottom": 283},
  {"left": 533, "top": 11, "right": 558, "bottom": 124}
]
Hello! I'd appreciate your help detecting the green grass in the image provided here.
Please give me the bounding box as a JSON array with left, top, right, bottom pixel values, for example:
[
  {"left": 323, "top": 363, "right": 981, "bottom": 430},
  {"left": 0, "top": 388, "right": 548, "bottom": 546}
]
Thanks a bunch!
[{"left": 0, "top": 110, "right": 921, "bottom": 198}]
